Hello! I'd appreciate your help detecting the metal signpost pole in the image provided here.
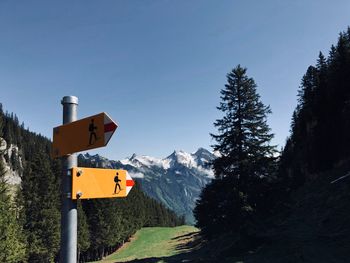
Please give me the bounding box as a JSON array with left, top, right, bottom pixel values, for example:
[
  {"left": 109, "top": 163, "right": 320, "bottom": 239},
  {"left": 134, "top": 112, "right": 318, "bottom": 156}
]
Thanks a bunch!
[{"left": 60, "top": 96, "right": 78, "bottom": 263}]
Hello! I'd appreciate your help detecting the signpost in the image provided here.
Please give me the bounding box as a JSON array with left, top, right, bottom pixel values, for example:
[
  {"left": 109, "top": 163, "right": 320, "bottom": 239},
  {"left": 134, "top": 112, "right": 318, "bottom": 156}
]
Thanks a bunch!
[
  {"left": 72, "top": 168, "right": 134, "bottom": 199},
  {"left": 55, "top": 96, "right": 128, "bottom": 263},
  {"left": 60, "top": 96, "right": 78, "bottom": 263},
  {"left": 52, "top": 112, "right": 117, "bottom": 158}
]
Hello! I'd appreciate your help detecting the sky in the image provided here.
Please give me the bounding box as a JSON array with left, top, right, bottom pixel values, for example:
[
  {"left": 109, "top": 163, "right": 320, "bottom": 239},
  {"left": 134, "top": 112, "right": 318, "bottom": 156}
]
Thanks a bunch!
[{"left": 0, "top": 0, "right": 349, "bottom": 160}]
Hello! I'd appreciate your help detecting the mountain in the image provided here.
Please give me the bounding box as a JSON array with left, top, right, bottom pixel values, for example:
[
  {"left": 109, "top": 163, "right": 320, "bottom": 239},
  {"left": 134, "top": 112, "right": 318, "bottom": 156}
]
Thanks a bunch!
[{"left": 78, "top": 148, "right": 215, "bottom": 224}]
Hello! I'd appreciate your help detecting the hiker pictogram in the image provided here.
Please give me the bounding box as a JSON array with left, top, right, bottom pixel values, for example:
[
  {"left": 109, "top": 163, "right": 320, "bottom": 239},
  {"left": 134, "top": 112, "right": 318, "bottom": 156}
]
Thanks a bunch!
[
  {"left": 114, "top": 172, "right": 122, "bottom": 194},
  {"left": 88, "top": 119, "right": 98, "bottom": 145}
]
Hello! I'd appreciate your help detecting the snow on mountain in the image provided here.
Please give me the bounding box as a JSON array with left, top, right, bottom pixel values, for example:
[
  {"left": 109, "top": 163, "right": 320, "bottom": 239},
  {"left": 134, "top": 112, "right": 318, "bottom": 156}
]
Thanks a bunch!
[
  {"left": 119, "top": 148, "right": 214, "bottom": 178},
  {"left": 120, "top": 153, "right": 171, "bottom": 169},
  {"left": 79, "top": 148, "right": 216, "bottom": 224}
]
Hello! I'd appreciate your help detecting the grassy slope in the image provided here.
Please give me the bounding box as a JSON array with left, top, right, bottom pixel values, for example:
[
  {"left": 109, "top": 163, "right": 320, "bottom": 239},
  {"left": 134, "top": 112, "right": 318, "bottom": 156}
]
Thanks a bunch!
[{"left": 96, "top": 225, "right": 198, "bottom": 263}]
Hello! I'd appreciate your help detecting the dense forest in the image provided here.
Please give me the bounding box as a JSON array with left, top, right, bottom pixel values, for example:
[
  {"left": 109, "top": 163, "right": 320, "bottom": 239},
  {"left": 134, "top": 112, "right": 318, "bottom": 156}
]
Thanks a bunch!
[
  {"left": 0, "top": 107, "right": 184, "bottom": 262},
  {"left": 195, "top": 27, "right": 350, "bottom": 258}
]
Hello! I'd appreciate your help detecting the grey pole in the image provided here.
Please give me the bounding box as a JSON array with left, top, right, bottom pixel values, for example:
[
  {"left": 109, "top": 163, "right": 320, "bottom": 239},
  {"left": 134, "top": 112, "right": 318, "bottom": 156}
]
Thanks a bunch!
[{"left": 60, "top": 96, "right": 78, "bottom": 263}]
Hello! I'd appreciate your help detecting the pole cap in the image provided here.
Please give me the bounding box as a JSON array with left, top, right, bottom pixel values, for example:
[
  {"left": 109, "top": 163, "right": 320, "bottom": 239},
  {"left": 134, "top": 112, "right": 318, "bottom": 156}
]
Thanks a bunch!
[{"left": 61, "top": 96, "right": 78, "bottom": 105}]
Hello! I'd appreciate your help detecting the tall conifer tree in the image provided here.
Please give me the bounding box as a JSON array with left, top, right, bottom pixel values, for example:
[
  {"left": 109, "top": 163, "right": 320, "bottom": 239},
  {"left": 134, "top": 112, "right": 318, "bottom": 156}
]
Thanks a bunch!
[
  {"left": 22, "top": 152, "right": 60, "bottom": 262},
  {"left": 195, "top": 65, "right": 276, "bottom": 239},
  {"left": 211, "top": 65, "right": 276, "bottom": 184}
]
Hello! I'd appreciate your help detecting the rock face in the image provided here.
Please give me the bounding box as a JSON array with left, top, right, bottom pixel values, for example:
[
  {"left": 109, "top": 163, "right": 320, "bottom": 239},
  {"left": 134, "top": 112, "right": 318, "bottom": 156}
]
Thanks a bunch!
[
  {"left": 0, "top": 137, "right": 22, "bottom": 185},
  {"left": 79, "top": 148, "right": 215, "bottom": 224}
]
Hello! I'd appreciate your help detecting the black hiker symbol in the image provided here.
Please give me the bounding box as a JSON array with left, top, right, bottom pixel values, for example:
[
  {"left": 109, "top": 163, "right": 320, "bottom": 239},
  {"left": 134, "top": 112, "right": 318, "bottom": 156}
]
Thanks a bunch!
[
  {"left": 88, "top": 119, "right": 98, "bottom": 145},
  {"left": 114, "top": 172, "right": 122, "bottom": 194}
]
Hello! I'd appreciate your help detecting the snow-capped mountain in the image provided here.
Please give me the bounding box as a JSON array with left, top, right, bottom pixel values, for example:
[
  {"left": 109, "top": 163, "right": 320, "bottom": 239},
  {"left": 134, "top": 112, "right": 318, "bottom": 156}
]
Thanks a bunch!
[{"left": 78, "top": 148, "right": 215, "bottom": 224}]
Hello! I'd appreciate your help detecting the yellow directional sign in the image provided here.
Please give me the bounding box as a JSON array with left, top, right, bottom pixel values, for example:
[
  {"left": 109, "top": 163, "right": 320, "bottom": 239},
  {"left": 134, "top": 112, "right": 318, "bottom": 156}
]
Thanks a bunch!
[
  {"left": 52, "top": 112, "right": 117, "bottom": 158},
  {"left": 71, "top": 167, "right": 134, "bottom": 200}
]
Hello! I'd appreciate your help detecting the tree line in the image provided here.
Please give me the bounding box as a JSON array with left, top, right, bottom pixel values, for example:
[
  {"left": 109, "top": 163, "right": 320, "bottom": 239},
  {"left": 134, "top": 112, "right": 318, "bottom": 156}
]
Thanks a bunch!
[
  {"left": 195, "top": 27, "right": 350, "bottom": 248},
  {"left": 0, "top": 108, "right": 184, "bottom": 262}
]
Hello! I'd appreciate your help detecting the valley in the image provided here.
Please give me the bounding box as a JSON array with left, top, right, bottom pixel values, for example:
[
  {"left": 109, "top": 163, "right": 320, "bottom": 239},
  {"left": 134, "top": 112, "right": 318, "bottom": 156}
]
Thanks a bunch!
[{"left": 79, "top": 148, "right": 215, "bottom": 224}]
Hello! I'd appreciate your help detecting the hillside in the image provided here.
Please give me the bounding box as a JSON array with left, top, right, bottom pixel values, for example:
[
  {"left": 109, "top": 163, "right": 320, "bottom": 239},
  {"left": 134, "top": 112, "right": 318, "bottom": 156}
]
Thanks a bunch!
[
  {"left": 93, "top": 163, "right": 350, "bottom": 263},
  {"left": 95, "top": 226, "right": 199, "bottom": 263},
  {"left": 0, "top": 107, "right": 185, "bottom": 262},
  {"left": 79, "top": 148, "right": 215, "bottom": 224},
  {"left": 241, "top": 164, "right": 350, "bottom": 263},
  {"left": 189, "top": 28, "right": 350, "bottom": 262}
]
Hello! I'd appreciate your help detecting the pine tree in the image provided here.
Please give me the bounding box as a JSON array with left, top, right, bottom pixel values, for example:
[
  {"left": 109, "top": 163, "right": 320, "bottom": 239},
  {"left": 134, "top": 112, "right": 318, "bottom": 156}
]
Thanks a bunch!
[
  {"left": 22, "top": 152, "right": 60, "bottom": 262},
  {"left": 77, "top": 200, "right": 90, "bottom": 263},
  {"left": 0, "top": 119, "right": 26, "bottom": 262},
  {"left": 280, "top": 28, "right": 350, "bottom": 187},
  {"left": 195, "top": 65, "right": 277, "bottom": 239},
  {"left": 211, "top": 65, "right": 276, "bottom": 184},
  {"left": 0, "top": 173, "right": 26, "bottom": 262}
]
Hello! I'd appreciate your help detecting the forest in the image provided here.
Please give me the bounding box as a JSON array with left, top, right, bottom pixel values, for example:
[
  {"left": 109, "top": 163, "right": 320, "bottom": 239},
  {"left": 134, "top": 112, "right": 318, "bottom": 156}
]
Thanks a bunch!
[
  {"left": 194, "top": 27, "right": 350, "bottom": 259},
  {"left": 0, "top": 107, "right": 184, "bottom": 262}
]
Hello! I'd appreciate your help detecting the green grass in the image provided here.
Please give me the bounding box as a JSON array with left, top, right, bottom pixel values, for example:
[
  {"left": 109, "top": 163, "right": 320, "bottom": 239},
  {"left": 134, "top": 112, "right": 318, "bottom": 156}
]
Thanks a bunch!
[{"left": 94, "top": 225, "right": 198, "bottom": 263}]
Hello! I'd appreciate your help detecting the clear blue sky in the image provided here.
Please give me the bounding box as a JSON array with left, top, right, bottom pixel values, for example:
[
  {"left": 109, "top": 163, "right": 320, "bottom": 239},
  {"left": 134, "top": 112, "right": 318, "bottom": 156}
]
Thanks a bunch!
[{"left": 0, "top": 0, "right": 349, "bottom": 160}]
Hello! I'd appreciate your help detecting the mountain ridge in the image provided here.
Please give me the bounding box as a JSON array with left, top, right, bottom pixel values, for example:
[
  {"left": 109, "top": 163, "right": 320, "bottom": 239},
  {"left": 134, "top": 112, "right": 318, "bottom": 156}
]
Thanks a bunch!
[{"left": 79, "top": 148, "right": 215, "bottom": 224}]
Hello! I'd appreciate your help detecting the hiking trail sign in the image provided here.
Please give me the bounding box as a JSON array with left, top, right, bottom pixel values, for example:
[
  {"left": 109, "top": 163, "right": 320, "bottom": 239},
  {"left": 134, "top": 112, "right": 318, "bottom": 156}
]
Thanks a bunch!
[
  {"left": 52, "top": 112, "right": 117, "bottom": 158},
  {"left": 71, "top": 168, "right": 135, "bottom": 199},
  {"left": 57, "top": 96, "right": 127, "bottom": 263}
]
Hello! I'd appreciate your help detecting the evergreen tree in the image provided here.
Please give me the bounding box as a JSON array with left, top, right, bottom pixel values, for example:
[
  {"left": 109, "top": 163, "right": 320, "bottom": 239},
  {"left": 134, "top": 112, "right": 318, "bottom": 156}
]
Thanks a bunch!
[
  {"left": 77, "top": 200, "right": 90, "bottom": 263},
  {"left": 0, "top": 161, "right": 26, "bottom": 262},
  {"left": 0, "top": 117, "right": 26, "bottom": 262},
  {"left": 83, "top": 198, "right": 122, "bottom": 260},
  {"left": 195, "top": 65, "right": 277, "bottom": 239},
  {"left": 22, "top": 152, "right": 60, "bottom": 262},
  {"left": 211, "top": 65, "right": 276, "bottom": 185},
  {"left": 280, "top": 28, "right": 350, "bottom": 188}
]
